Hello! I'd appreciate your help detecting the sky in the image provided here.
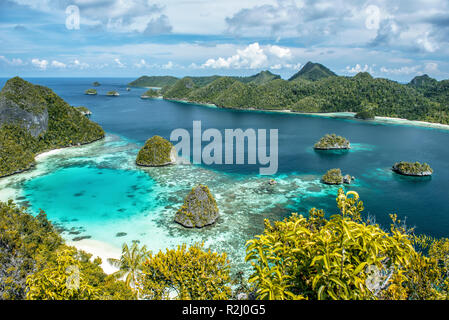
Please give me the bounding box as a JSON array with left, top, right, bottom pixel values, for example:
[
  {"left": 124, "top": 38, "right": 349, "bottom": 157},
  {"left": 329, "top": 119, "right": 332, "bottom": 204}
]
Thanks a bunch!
[{"left": 0, "top": 0, "right": 448, "bottom": 81}]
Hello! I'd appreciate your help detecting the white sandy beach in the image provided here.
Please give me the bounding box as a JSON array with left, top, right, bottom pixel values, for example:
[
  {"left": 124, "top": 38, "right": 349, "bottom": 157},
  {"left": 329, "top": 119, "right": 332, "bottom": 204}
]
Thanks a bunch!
[{"left": 67, "top": 239, "right": 121, "bottom": 275}]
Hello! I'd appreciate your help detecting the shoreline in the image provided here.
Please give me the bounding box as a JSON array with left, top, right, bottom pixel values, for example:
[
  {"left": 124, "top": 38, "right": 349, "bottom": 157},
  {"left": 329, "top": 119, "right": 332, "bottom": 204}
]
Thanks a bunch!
[
  {"left": 165, "top": 98, "right": 449, "bottom": 131},
  {"left": 67, "top": 239, "right": 121, "bottom": 275}
]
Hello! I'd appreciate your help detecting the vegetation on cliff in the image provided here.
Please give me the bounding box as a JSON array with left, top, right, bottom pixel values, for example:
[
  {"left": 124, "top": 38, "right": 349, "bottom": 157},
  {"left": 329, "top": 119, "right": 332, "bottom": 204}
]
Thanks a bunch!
[
  {"left": 392, "top": 161, "right": 433, "bottom": 176},
  {"left": 174, "top": 185, "right": 219, "bottom": 228},
  {"left": 289, "top": 61, "right": 337, "bottom": 81},
  {"left": 314, "top": 134, "right": 350, "bottom": 150},
  {"left": 0, "top": 200, "right": 134, "bottom": 300},
  {"left": 322, "top": 168, "right": 344, "bottom": 185},
  {"left": 136, "top": 135, "right": 176, "bottom": 167},
  {"left": 0, "top": 77, "right": 105, "bottom": 178}
]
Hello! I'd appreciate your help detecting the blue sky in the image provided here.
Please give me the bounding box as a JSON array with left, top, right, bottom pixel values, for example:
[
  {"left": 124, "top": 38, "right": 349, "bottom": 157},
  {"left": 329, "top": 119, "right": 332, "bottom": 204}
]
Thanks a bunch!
[{"left": 1, "top": 0, "right": 448, "bottom": 81}]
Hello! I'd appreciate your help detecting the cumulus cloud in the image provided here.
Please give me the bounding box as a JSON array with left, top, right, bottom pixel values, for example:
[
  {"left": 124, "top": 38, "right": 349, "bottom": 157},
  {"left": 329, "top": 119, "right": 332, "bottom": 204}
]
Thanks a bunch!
[
  {"left": 380, "top": 65, "right": 421, "bottom": 75},
  {"left": 31, "top": 58, "right": 48, "bottom": 70},
  {"left": 114, "top": 58, "right": 125, "bottom": 68},
  {"left": 346, "top": 64, "right": 373, "bottom": 74},
  {"left": 72, "top": 59, "right": 89, "bottom": 69},
  {"left": 202, "top": 42, "right": 295, "bottom": 69},
  {"left": 51, "top": 60, "right": 66, "bottom": 68}
]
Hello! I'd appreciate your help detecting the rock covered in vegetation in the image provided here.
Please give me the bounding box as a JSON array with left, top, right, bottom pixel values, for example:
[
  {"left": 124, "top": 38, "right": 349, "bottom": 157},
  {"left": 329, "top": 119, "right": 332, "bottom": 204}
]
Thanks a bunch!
[
  {"left": 314, "top": 134, "right": 351, "bottom": 150},
  {"left": 0, "top": 76, "right": 49, "bottom": 137},
  {"left": 392, "top": 161, "right": 433, "bottom": 176},
  {"left": 174, "top": 185, "right": 219, "bottom": 228},
  {"left": 0, "top": 77, "right": 105, "bottom": 178},
  {"left": 322, "top": 169, "right": 353, "bottom": 185},
  {"left": 85, "top": 89, "right": 97, "bottom": 95},
  {"left": 106, "top": 91, "right": 120, "bottom": 96},
  {"left": 355, "top": 110, "right": 375, "bottom": 120},
  {"left": 136, "top": 135, "right": 176, "bottom": 167}
]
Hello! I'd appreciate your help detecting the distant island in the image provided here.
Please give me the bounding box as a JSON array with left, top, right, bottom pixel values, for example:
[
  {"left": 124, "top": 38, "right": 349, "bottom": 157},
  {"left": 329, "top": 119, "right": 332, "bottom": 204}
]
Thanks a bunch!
[
  {"left": 314, "top": 134, "right": 350, "bottom": 150},
  {"left": 85, "top": 89, "right": 97, "bottom": 95},
  {"left": 92, "top": 81, "right": 101, "bottom": 87},
  {"left": 106, "top": 91, "right": 120, "bottom": 96},
  {"left": 392, "top": 161, "right": 433, "bottom": 176},
  {"left": 128, "top": 62, "right": 449, "bottom": 126},
  {"left": 0, "top": 77, "right": 105, "bottom": 178}
]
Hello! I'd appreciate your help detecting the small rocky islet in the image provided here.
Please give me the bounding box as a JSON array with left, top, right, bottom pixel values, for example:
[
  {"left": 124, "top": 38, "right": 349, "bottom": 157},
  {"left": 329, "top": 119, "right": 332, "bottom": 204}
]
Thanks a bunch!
[
  {"left": 106, "top": 90, "right": 120, "bottom": 97},
  {"left": 392, "top": 161, "right": 433, "bottom": 177},
  {"left": 136, "top": 135, "right": 177, "bottom": 167},
  {"left": 174, "top": 184, "right": 219, "bottom": 228},
  {"left": 85, "top": 88, "right": 97, "bottom": 95},
  {"left": 321, "top": 168, "right": 354, "bottom": 185},
  {"left": 314, "top": 133, "right": 351, "bottom": 150}
]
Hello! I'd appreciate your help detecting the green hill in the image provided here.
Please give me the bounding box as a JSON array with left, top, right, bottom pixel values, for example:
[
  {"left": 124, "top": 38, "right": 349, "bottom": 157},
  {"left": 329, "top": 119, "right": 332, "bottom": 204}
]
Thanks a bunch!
[
  {"left": 0, "top": 77, "right": 105, "bottom": 177},
  {"left": 238, "top": 70, "right": 281, "bottom": 85},
  {"left": 409, "top": 74, "right": 438, "bottom": 88},
  {"left": 128, "top": 76, "right": 179, "bottom": 88},
  {"left": 288, "top": 61, "right": 337, "bottom": 81}
]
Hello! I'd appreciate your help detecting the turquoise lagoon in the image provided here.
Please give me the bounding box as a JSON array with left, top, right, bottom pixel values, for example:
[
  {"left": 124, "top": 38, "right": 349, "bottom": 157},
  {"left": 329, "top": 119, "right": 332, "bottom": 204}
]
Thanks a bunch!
[{"left": 1, "top": 77, "right": 449, "bottom": 271}]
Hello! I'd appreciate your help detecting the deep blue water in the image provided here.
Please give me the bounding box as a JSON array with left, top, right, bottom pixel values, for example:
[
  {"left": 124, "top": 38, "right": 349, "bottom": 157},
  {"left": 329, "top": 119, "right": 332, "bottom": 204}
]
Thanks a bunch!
[{"left": 2, "top": 77, "right": 449, "bottom": 239}]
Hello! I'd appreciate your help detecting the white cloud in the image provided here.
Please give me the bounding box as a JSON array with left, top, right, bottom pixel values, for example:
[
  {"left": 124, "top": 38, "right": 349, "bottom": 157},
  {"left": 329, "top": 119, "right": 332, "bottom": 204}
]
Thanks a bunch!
[
  {"left": 31, "top": 58, "right": 48, "bottom": 70},
  {"left": 114, "top": 58, "right": 125, "bottom": 68},
  {"left": 267, "top": 45, "right": 292, "bottom": 59},
  {"left": 202, "top": 43, "right": 268, "bottom": 69},
  {"left": 346, "top": 64, "right": 372, "bottom": 74},
  {"left": 51, "top": 60, "right": 66, "bottom": 68},
  {"left": 134, "top": 59, "right": 147, "bottom": 68}
]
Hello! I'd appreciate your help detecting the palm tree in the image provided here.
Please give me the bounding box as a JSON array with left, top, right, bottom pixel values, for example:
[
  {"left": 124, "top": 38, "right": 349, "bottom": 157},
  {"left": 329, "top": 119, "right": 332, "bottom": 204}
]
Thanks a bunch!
[{"left": 107, "top": 242, "right": 149, "bottom": 289}]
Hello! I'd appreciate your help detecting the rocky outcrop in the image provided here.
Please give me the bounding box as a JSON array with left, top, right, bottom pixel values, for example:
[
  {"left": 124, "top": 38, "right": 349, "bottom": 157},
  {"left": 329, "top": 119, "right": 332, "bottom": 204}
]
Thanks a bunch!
[
  {"left": 175, "top": 185, "right": 219, "bottom": 228},
  {"left": 0, "top": 77, "right": 48, "bottom": 137},
  {"left": 107, "top": 91, "right": 120, "bottom": 96},
  {"left": 136, "top": 135, "right": 176, "bottom": 167},
  {"left": 322, "top": 169, "right": 354, "bottom": 185},
  {"left": 314, "top": 134, "right": 350, "bottom": 150},
  {"left": 392, "top": 161, "right": 433, "bottom": 176}
]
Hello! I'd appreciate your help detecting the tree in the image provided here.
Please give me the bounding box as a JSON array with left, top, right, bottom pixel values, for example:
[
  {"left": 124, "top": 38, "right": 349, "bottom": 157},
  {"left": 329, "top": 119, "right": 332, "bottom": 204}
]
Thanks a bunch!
[
  {"left": 107, "top": 243, "right": 149, "bottom": 288},
  {"left": 245, "top": 189, "right": 446, "bottom": 300},
  {"left": 138, "top": 243, "right": 232, "bottom": 300},
  {"left": 26, "top": 248, "right": 98, "bottom": 300}
]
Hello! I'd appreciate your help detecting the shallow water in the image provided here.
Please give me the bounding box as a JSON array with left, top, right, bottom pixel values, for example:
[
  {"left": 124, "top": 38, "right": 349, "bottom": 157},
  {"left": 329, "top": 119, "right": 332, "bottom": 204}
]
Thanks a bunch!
[{"left": 1, "top": 77, "right": 449, "bottom": 271}]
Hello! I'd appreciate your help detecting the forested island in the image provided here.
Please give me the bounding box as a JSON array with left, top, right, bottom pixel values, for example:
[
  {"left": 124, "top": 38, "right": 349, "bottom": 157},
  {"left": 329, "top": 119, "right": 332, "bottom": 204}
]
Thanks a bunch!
[
  {"left": 314, "top": 134, "right": 351, "bottom": 150},
  {"left": 129, "top": 62, "right": 449, "bottom": 125},
  {"left": 0, "top": 77, "right": 105, "bottom": 178},
  {"left": 393, "top": 161, "right": 434, "bottom": 176}
]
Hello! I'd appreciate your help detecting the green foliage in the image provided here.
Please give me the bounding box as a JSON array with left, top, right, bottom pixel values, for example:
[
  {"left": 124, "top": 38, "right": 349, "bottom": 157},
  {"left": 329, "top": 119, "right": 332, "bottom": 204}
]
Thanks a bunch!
[
  {"left": 322, "top": 168, "right": 344, "bottom": 185},
  {"left": 0, "top": 76, "right": 47, "bottom": 114},
  {"left": 246, "top": 190, "right": 409, "bottom": 299},
  {"left": 138, "top": 243, "right": 232, "bottom": 300},
  {"left": 74, "top": 106, "right": 92, "bottom": 116},
  {"left": 245, "top": 189, "right": 449, "bottom": 300},
  {"left": 136, "top": 135, "right": 175, "bottom": 166},
  {"left": 107, "top": 243, "right": 149, "bottom": 289},
  {"left": 314, "top": 134, "right": 350, "bottom": 149},
  {"left": 393, "top": 161, "right": 433, "bottom": 176},
  {"left": 355, "top": 110, "right": 376, "bottom": 120},
  {"left": 0, "top": 200, "right": 63, "bottom": 299},
  {"left": 26, "top": 248, "right": 98, "bottom": 300},
  {"left": 106, "top": 91, "right": 119, "bottom": 96},
  {"left": 0, "top": 200, "right": 135, "bottom": 300}
]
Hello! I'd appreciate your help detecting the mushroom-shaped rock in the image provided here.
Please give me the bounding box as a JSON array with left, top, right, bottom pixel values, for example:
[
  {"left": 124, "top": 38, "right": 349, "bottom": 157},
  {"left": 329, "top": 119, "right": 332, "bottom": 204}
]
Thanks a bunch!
[
  {"left": 314, "top": 134, "right": 350, "bottom": 150},
  {"left": 174, "top": 185, "right": 219, "bottom": 228},
  {"left": 136, "top": 135, "right": 176, "bottom": 167}
]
